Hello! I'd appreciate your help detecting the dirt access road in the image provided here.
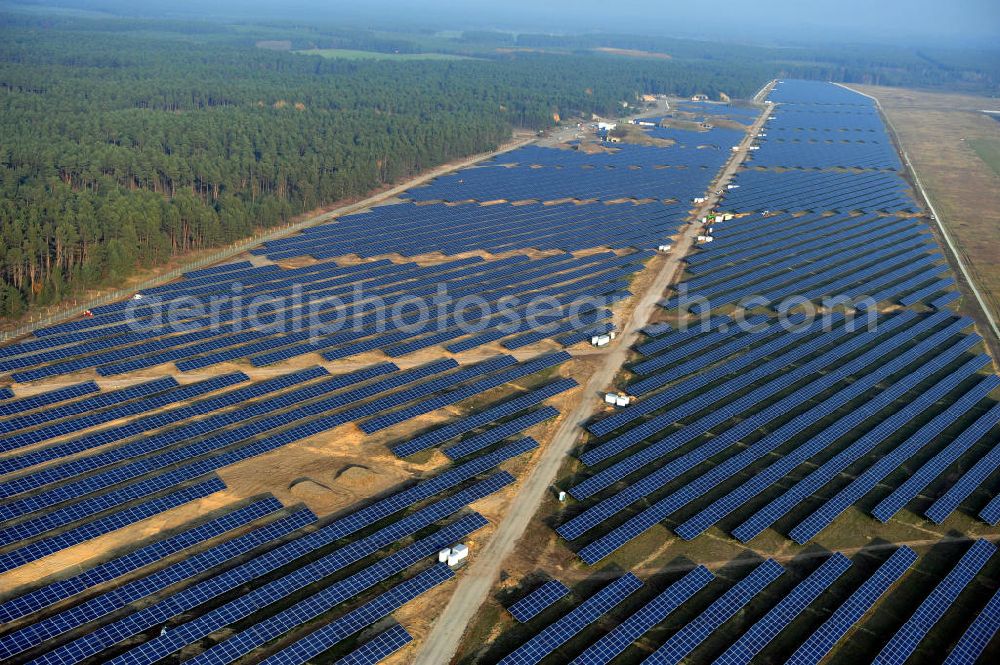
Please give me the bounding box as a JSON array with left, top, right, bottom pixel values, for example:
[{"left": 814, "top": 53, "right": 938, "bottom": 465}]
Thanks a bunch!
[{"left": 414, "top": 82, "right": 776, "bottom": 665}]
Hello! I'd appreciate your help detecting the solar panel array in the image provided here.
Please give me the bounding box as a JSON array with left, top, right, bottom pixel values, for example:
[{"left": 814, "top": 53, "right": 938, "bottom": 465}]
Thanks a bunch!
[
  {"left": 258, "top": 564, "right": 454, "bottom": 665},
  {"left": 256, "top": 200, "right": 688, "bottom": 259},
  {"left": 873, "top": 539, "right": 996, "bottom": 665},
  {"left": 787, "top": 547, "right": 917, "bottom": 665},
  {"left": 498, "top": 573, "right": 643, "bottom": 665},
  {"left": 1, "top": 251, "right": 643, "bottom": 380},
  {"left": 18, "top": 464, "right": 516, "bottom": 664},
  {"left": 333, "top": 624, "right": 413, "bottom": 665},
  {"left": 714, "top": 553, "right": 852, "bottom": 665},
  {"left": 0, "top": 497, "right": 285, "bottom": 623},
  {"left": 943, "top": 584, "right": 1000, "bottom": 665},
  {"left": 643, "top": 559, "right": 784, "bottom": 664},
  {"left": 507, "top": 579, "right": 571, "bottom": 622},
  {"left": 499, "top": 541, "right": 1000, "bottom": 664},
  {"left": 570, "top": 566, "right": 713, "bottom": 665}
]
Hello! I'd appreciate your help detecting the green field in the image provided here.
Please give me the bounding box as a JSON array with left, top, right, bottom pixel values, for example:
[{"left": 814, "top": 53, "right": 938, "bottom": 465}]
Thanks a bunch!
[
  {"left": 294, "top": 48, "right": 475, "bottom": 60},
  {"left": 969, "top": 137, "right": 1000, "bottom": 178}
]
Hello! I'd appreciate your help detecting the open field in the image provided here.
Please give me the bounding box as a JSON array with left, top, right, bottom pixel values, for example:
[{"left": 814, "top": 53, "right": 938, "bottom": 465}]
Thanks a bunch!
[
  {"left": 294, "top": 48, "right": 476, "bottom": 60},
  {"left": 851, "top": 84, "right": 1000, "bottom": 353},
  {"left": 592, "top": 47, "right": 672, "bottom": 60}
]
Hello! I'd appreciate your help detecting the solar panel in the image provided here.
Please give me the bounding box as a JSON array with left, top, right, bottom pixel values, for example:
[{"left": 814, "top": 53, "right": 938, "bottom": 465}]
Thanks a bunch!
[
  {"left": 508, "top": 580, "right": 571, "bottom": 623},
  {"left": 361, "top": 352, "right": 569, "bottom": 434},
  {"left": 444, "top": 406, "right": 559, "bottom": 460},
  {"left": 570, "top": 310, "right": 922, "bottom": 510},
  {"left": 0, "top": 506, "right": 314, "bottom": 660},
  {"left": 183, "top": 515, "right": 486, "bottom": 665},
  {"left": 0, "top": 381, "right": 99, "bottom": 417},
  {"left": 714, "top": 554, "right": 852, "bottom": 665},
  {"left": 392, "top": 378, "right": 574, "bottom": 457},
  {"left": 333, "top": 624, "right": 413, "bottom": 665},
  {"left": 674, "top": 340, "right": 978, "bottom": 541},
  {"left": 498, "top": 574, "right": 643, "bottom": 665},
  {"left": 0, "top": 374, "right": 246, "bottom": 453},
  {"left": 571, "top": 566, "right": 713, "bottom": 665},
  {"left": 789, "top": 375, "right": 1000, "bottom": 544},
  {"left": 0, "top": 476, "right": 225, "bottom": 574},
  {"left": 561, "top": 318, "right": 973, "bottom": 553},
  {"left": 873, "top": 539, "right": 996, "bottom": 665},
  {"left": 0, "top": 497, "right": 285, "bottom": 623},
  {"left": 583, "top": 311, "right": 851, "bottom": 456},
  {"left": 787, "top": 547, "right": 917, "bottom": 665},
  {"left": 642, "top": 559, "right": 784, "bottom": 664},
  {"left": 942, "top": 584, "right": 1000, "bottom": 665},
  {"left": 258, "top": 564, "right": 455, "bottom": 665},
  {"left": 873, "top": 402, "right": 1000, "bottom": 522},
  {"left": 733, "top": 355, "right": 987, "bottom": 543},
  {"left": 925, "top": 436, "right": 1000, "bottom": 524},
  {"left": 102, "top": 473, "right": 512, "bottom": 665},
  {"left": 977, "top": 492, "right": 1000, "bottom": 525}
]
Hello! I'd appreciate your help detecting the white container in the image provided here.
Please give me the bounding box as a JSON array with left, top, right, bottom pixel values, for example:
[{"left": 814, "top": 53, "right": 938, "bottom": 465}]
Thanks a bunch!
[
  {"left": 693, "top": 197, "right": 706, "bottom": 204},
  {"left": 605, "top": 393, "right": 618, "bottom": 405},
  {"left": 727, "top": 184, "right": 739, "bottom": 189},
  {"left": 706, "top": 227, "right": 714, "bottom": 234},
  {"left": 591, "top": 335, "right": 601, "bottom": 345},
  {"left": 723, "top": 213, "right": 735, "bottom": 220},
  {"left": 731, "top": 146, "right": 740, "bottom": 152},
  {"left": 615, "top": 395, "right": 630, "bottom": 407},
  {"left": 450, "top": 544, "right": 469, "bottom": 566},
  {"left": 703, "top": 236, "right": 714, "bottom": 243},
  {"left": 595, "top": 335, "right": 611, "bottom": 346},
  {"left": 608, "top": 331, "right": 617, "bottom": 340},
  {"left": 697, "top": 235, "right": 707, "bottom": 242},
  {"left": 438, "top": 548, "right": 451, "bottom": 563},
  {"left": 657, "top": 244, "right": 672, "bottom": 252},
  {"left": 558, "top": 491, "right": 567, "bottom": 502}
]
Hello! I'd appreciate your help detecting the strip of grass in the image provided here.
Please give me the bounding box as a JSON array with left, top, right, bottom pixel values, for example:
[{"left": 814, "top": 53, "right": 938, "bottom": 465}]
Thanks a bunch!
[{"left": 968, "top": 137, "right": 1000, "bottom": 178}]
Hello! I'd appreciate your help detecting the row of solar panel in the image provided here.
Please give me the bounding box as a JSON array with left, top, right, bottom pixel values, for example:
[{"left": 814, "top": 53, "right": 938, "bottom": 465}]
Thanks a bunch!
[
  {"left": 256, "top": 201, "right": 686, "bottom": 260},
  {"left": 0, "top": 355, "right": 564, "bottom": 551},
  {"left": 720, "top": 169, "right": 918, "bottom": 213},
  {"left": 3, "top": 252, "right": 643, "bottom": 381},
  {"left": 577, "top": 304, "right": 999, "bottom": 554},
  {"left": 562, "top": 318, "right": 985, "bottom": 560},
  {"left": 497, "top": 540, "right": 998, "bottom": 665},
  {"left": 403, "top": 164, "right": 722, "bottom": 204},
  {"left": 2, "top": 435, "right": 530, "bottom": 662},
  {"left": 746, "top": 138, "right": 901, "bottom": 169}
]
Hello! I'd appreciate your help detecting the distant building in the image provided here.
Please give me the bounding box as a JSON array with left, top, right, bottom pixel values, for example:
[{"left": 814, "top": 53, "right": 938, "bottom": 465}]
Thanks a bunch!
[{"left": 691, "top": 94, "right": 709, "bottom": 101}]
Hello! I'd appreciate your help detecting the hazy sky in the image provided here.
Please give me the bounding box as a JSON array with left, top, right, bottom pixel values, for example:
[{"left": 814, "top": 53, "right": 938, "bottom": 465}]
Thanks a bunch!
[{"left": 14, "top": 0, "right": 1000, "bottom": 47}]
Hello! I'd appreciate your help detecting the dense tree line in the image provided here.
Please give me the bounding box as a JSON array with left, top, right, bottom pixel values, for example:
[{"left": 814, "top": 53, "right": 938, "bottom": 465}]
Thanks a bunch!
[{"left": 0, "top": 19, "right": 779, "bottom": 317}]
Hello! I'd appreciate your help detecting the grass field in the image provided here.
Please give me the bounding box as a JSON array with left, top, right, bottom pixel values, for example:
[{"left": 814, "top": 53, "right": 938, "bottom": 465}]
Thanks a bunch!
[
  {"left": 969, "top": 137, "right": 1000, "bottom": 178},
  {"left": 294, "top": 48, "right": 475, "bottom": 61}
]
